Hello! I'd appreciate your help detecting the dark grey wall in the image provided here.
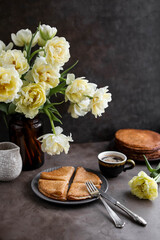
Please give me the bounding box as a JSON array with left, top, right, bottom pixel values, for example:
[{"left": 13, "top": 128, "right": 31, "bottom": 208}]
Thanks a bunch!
[{"left": 0, "top": 0, "right": 160, "bottom": 142}]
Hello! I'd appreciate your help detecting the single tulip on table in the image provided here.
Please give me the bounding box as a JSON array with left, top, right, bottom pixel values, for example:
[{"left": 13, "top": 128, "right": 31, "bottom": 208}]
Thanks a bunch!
[{"left": 128, "top": 155, "right": 160, "bottom": 201}]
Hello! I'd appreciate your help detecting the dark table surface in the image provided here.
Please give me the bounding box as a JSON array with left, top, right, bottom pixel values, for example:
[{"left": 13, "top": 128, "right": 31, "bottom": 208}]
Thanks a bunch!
[{"left": 0, "top": 141, "right": 160, "bottom": 240}]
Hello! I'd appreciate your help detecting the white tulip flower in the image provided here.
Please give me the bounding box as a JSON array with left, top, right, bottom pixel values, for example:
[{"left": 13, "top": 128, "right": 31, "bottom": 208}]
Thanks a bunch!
[
  {"left": 65, "top": 74, "right": 97, "bottom": 103},
  {"left": 0, "top": 49, "right": 29, "bottom": 76},
  {"left": 11, "top": 29, "right": 38, "bottom": 47},
  {"left": 0, "top": 41, "right": 5, "bottom": 52},
  {"left": 68, "top": 98, "right": 91, "bottom": 118},
  {"left": 0, "top": 66, "right": 23, "bottom": 103},
  {"left": 14, "top": 82, "right": 46, "bottom": 119},
  {"left": 91, "top": 87, "right": 112, "bottom": 118},
  {"left": 38, "top": 24, "right": 57, "bottom": 46},
  {"left": 0, "top": 40, "right": 13, "bottom": 53},
  {"left": 31, "top": 57, "right": 60, "bottom": 90},
  {"left": 66, "top": 73, "right": 76, "bottom": 85},
  {"left": 45, "top": 36, "right": 70, "bottom": 67},
  {"left": 38, "top": 127, "right": 73, "bottom": 155}
]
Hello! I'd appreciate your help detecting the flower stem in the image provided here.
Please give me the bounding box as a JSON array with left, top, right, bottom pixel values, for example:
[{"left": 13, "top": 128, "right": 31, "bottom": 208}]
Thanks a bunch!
[
  {"left": 143, "top": 155, "right": 156, "bottom": 172},
  {"left": 29, "top": 48, "right": 44, "bottom": 62},
  {"left": 61, "top": 60, "right": 79, "bottom": 78},
  {"left": 27, "top": 28, "right": 39, "bottom": 63},
  {"left": 154, "top": 173, "right": 160, "bottom": 182},
  {"left": 44, "top": 108, "right": 56, "bottom": 134},
  {"left": 59, "top": 77, "right": 66, "bottom": 82}
]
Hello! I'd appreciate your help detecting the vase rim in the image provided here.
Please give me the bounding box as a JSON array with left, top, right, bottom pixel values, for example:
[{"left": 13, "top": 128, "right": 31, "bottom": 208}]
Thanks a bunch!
[{"left": 0, "top": 142, "right": 20, "bottom": 151}]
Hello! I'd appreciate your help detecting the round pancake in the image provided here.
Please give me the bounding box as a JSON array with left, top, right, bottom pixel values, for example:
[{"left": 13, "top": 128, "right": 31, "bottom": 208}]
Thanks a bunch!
[{"left": 115, "top": 129, "right": 160, "bottom": 151}]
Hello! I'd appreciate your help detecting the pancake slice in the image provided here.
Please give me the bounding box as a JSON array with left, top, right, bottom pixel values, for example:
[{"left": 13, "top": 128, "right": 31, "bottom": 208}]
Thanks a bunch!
[
  {"left": 67, "top": 182, "right": 101, "bottom": 200},
  {"left": 40, "top": 166, "right": 75, "bottom": 182},
  {"left": 38, "top": 179, "right": 69, "bottom": 201},
  {"left": 72, "top": 167, "right": 102, "bottom": 185}
]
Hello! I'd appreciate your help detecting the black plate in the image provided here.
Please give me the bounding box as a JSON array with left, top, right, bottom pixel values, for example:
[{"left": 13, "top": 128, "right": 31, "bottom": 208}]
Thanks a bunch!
[{"left": 31, "top": 166, "right": 108, "bottom": 205}]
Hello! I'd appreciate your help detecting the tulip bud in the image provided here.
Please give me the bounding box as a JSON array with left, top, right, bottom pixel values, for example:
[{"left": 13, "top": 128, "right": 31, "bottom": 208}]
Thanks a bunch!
[{"left": 38, "top": 24, "right": 57, "bottom": 46}]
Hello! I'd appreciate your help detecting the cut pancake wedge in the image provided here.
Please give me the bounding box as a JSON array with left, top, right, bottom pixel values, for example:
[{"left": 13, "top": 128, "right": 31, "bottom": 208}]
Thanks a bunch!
[
  {"left": 40, "top": 166, "right": 75, "bottom": 182},
  {"left": 73, "top": 167, "right": 102, "bottom": 185},
  {"left": 67, "top": 182, "right": 101, "bottom": 200},
  {"left": 38, "top": 179, "right": 69, "bottom": 201}
]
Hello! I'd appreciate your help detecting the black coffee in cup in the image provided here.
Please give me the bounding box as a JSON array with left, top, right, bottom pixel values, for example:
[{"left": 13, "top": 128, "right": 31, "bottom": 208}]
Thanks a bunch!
[
  {"left": 98, "top": 151, "right": 135, "bottom": 178},
  {"left": 102, "top": 155, "right": 123, "bottom": 163}
]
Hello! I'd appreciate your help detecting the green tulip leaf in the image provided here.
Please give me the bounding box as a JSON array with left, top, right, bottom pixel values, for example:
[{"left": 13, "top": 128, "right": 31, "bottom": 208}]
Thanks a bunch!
[
  {"left": 8, "top": 103, "right": 16, "bottom": 114},
  {"left": 0, "top": 103, "right": 8, "bottom": 114}
]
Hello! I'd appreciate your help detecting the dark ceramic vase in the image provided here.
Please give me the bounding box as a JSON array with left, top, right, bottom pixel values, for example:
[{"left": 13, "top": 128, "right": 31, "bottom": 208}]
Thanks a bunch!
[{"left": 9, "top": 114, "right": 44, "bottom": 171}]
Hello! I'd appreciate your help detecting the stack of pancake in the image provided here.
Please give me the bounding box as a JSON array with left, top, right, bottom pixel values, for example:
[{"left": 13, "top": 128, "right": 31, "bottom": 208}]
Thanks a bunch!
[
  {"left": 115, "top": 129, "right": 160, "bottom": 161},
  {"left": 38, "top": 166, "right": 102, "bottom": 201}
]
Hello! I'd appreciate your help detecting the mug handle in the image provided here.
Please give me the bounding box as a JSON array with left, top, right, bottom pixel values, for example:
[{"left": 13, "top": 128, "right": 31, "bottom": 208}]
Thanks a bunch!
[{"left": 123, "top": 159, "right": 135, "bottom": 172}]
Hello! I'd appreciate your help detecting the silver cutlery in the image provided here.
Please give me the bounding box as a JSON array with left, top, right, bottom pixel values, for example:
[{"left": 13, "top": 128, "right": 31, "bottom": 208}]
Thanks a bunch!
[
  {"left": 87, "top": 181, "right": 147, "bottom": 226},
  {"left": 86, "top": 181, "right": 125, "bottom": 228}
]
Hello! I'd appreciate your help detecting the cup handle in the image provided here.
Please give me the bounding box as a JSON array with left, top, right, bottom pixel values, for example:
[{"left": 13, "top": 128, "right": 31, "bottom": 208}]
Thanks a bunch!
[{"left": 123, "top": 159, "right": 135, "bottom": 172}]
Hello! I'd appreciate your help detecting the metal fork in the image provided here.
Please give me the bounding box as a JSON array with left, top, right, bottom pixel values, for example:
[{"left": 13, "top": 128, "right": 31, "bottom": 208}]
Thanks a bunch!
[{"left": 86, "top": 181, "right": 125, "bottom": 228}]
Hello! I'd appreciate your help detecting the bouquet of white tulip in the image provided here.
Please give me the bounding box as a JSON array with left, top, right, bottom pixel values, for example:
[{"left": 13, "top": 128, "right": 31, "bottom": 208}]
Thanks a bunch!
[{"left": 0, "top": 24, "right": 112, "bottom": 155}]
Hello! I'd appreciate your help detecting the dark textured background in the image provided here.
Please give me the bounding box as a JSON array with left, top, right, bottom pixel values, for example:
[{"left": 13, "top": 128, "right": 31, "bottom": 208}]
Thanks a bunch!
[{"left": 0, "top": 0, "right": 160, "bottom": 142}]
